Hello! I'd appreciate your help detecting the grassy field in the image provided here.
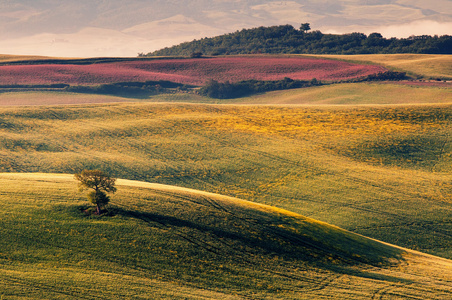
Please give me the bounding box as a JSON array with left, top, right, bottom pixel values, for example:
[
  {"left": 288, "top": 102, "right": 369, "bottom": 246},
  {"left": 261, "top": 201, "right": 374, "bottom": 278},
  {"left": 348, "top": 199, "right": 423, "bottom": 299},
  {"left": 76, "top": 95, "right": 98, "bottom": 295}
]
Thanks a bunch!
[
  {"left": 239, "top": 81, "right": 452, "bottom": 105},
  {"left": 313, "top": 54, "right": 452, "bottom": 80},
  {"left": 1, "top": 173, "right": 451, "bottom": 299},
  {"left": 0, "top": 102, "right": 451, "bottom": 262},
  {"left": 1, "top": 53, "right": 450, "bottom": 82},
  {"left": 0, "top": 91, "right": 146, "bottom": 106},
  {"left": 0, "top": 91, "right": 215, "bottom": 106},
  {"left": 0, "top": 80, "right": 450, "bottom": 106},
  {"left": 0, "top": 53, "right": 451, "bottom": 298}
]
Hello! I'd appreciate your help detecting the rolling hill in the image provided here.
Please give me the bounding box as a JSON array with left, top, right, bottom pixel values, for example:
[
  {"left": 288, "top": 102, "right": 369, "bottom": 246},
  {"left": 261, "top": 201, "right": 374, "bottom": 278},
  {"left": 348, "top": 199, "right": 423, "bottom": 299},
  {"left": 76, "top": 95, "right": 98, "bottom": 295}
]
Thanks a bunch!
[
  {"left": 0, "top": 54, "right": 449, "bottom": 102},
  {"left": 1, "top": 173, "right": 451, "bottom": 299},
  {"left": 0, "top": 102, "right": 451, "bottom": 262},
  {"left": 0, "top": 53, "right": 451, "bottom": 298},
  {"left": 0, "top": 55, "right": 387, "bottom": 86},
  {"left": 312, "top": 54, "right": 452, "bottom": 80}
]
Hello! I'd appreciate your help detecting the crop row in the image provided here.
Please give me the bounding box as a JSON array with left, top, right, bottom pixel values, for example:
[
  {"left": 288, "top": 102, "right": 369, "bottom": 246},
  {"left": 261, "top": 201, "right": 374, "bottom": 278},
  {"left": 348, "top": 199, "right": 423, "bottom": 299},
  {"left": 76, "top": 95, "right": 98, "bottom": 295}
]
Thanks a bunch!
[{"left": 0, "top": 56, "right": 387, "bottom": 86}]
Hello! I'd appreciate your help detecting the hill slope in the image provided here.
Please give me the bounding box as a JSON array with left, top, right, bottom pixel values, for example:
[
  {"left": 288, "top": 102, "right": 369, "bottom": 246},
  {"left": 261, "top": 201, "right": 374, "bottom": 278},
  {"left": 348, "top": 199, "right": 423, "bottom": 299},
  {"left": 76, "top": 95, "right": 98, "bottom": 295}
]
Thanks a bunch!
[
  {"left": 0, "top": 102, "right": 451, "bottom": 261},
  {"left": 1, "top": 173, "right": 452, "bottom": 299},
  {"left": 238, "top": 82, "right": 452, "bottom": 105},
  {"left": 313, "top": 54, "right": 452, "bottom": 80}
]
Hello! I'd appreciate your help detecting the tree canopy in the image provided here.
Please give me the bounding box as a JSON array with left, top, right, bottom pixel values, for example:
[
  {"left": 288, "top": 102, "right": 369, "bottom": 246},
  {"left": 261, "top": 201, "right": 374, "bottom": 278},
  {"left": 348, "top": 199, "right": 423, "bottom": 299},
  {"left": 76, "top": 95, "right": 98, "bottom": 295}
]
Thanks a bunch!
[
  {"left": 145, "top": 24, "right": 452, "bottom": 56},
  {"left": 300, "top": 23, "right": 311, "bottom": 33},
  {"left": 75, "top": 169, "right": 116, "bottom": 214}
]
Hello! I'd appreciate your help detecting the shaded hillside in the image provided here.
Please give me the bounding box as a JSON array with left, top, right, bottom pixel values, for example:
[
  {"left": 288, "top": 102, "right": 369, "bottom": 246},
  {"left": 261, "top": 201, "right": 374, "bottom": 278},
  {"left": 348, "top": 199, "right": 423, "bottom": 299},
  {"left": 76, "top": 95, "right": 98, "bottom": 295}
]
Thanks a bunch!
[
  {"left": 146, "top": 25, "right": 452, "bottom": 56},
  {"left": 1, "top": 173, "right": 451, "bottom": 299}
]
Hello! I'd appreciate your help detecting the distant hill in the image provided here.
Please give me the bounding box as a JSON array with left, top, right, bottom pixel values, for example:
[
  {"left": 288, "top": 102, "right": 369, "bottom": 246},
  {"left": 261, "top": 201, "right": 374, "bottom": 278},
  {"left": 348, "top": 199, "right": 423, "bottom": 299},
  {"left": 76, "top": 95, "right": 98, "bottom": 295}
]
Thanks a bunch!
[{"left": 146, "top": 24, "right": 452, "bottom": 56}]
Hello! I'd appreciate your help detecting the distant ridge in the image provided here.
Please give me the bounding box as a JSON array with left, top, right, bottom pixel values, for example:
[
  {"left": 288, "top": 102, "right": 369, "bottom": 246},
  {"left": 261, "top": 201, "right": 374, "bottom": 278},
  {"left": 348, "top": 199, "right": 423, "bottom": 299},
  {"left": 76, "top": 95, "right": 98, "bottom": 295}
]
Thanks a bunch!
[{"left": 145, "top": 24, "right": 452, "bottom": 56}]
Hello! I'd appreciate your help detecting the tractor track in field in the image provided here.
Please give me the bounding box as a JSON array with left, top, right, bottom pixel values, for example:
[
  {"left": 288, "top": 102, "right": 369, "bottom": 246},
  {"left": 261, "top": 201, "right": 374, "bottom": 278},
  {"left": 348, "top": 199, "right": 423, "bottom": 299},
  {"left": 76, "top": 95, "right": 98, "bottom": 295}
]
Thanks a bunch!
[
  {"left": 109, "top": 214, "right": 324, "bottom": 294},
  {"left": 370, "top": 284, "right": 442, "bottom": 300},
  {"left": 0, "top": 224, "right": 250, "bottom": 299},
  {"left": 371, "top": 284, "right": 399, "bottom": 300},
  {"left": 193, "top": 127, "right": 451, "bottom": 229},
  {"left": 112, "top": 194, "right": 371, "bottom": 293},
  {"left": 158, "top": 116, "right": 441, "bottom": 224},
  {"left": 2, "top": 174, "right": 451, "bottom": 298},
  {"left": 114, "top": 186, "right": 403, "bottom": 268}
]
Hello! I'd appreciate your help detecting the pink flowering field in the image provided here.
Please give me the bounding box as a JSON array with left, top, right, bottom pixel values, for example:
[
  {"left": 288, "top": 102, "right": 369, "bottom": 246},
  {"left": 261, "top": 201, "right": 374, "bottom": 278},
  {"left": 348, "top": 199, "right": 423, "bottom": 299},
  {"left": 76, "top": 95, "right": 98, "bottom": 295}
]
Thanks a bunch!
[{"left": 0, "top": 56, "right": 387, "bottom": 86}]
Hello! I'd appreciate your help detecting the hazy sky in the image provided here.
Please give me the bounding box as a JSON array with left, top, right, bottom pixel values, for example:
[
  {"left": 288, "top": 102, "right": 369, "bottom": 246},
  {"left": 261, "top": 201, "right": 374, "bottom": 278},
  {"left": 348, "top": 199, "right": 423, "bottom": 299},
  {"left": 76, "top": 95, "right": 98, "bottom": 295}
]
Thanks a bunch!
[{"left": 0, "top": 0, "right": 451, "bottom": 57}]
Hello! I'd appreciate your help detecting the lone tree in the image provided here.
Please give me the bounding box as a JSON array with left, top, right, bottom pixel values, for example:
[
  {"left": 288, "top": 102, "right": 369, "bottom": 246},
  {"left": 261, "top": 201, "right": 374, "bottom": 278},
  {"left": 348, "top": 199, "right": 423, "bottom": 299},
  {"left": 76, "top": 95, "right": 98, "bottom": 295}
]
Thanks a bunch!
[
  {"left": 75, "top": 169, "right": 117, "bottom": 214},
  {"left": 300, "top": 23, "right": 311, "bottom": 33}
]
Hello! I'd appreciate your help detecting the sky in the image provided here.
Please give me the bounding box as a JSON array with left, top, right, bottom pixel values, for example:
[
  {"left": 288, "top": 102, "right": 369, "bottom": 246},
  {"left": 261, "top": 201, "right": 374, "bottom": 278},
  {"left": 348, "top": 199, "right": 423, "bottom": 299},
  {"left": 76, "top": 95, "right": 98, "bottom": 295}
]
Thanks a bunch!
[{"left": 0, "top": 0, "right": 451, "bottom": 57}]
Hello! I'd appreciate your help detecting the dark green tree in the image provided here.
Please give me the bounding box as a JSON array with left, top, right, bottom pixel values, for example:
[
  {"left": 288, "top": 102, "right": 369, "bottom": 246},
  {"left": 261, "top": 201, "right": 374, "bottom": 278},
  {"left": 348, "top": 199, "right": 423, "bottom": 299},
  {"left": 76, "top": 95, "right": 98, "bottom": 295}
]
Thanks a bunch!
[
  {"left": 75, "top": 169, "right": 117, "bottom": 214},
  {"left": 190, "top": 52, "right": 203, "bottom": 58},
  {"left": 300, "top": 23, "right": 311, "bottom": 33}
]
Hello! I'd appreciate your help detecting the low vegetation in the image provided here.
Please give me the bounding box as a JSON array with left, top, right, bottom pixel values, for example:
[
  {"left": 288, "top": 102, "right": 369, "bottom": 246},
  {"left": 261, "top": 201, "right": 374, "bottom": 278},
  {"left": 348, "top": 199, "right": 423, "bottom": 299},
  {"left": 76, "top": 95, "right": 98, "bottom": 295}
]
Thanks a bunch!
[
  {"left": 0, "top": 56, "right": 386, "bottom": 86},
  {"left": 1, "top": 173, "right": 451, "bottom": 299}
]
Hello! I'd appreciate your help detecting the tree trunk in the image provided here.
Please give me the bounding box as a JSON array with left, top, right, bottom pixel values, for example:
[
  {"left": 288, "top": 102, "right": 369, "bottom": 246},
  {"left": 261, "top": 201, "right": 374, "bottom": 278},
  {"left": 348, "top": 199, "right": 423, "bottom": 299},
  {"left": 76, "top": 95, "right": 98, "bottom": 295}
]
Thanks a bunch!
[{"left": 96, "top": 203, "right": 101, "bottom": 215}]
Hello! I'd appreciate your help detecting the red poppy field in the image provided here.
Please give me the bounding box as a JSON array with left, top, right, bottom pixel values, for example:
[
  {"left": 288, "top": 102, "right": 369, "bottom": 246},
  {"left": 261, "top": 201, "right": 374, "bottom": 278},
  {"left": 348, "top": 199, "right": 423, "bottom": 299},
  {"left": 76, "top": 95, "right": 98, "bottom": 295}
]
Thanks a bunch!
[{"left": 0, "top": 56, "right": 387, "bottom": 86}]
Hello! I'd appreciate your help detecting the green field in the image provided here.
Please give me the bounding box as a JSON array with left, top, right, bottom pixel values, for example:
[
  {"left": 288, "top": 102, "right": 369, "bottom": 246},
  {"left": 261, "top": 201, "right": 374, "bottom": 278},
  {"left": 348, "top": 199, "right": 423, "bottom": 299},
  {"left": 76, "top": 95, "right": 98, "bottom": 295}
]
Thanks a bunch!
[
  {"left": 1, "top": 173, "right": 451, "bottom": 299},
  {"left": 1, "top": 54, "right": 451, "bottom": 298},
  {"left": 313, "top": 54, "right": 452, "bottom": 80},
  {"left": 240, "top": 81, "right": 452, "bottom": 105},
  {"left": 0, "top": 80, "right": 450, "bottom": 106},
  {"left": 0, "top": 102, "right": 451, "bottom": 260}
]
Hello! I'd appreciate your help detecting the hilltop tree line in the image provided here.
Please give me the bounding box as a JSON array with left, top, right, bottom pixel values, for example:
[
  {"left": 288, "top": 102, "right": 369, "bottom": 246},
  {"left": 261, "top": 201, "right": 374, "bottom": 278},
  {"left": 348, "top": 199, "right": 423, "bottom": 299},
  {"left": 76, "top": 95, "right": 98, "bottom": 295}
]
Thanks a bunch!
[{"left": 145, "top": 24, "right": 452, "bottom": 56}]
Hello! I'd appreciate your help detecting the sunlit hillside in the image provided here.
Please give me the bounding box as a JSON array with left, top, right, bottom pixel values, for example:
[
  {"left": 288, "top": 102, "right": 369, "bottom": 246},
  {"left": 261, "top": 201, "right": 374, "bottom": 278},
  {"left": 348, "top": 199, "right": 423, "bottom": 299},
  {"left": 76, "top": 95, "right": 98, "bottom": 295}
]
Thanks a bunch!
[
  {"left": 239, "top": 81, "right": 452, "bottom": 105},
  {"left": 314, "top": 54, "right": 452, "bottom": 80},
  {"left": 1, "top": 173, "right": 451, "bottom": 299}
]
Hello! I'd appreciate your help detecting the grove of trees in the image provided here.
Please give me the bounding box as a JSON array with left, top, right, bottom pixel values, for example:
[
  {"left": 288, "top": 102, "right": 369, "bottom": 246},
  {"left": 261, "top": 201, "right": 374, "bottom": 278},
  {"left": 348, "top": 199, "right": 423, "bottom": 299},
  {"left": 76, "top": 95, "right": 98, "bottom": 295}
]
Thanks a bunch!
[
  {"left": 146, "top": 24, "right": 452, "bottom": 56},
  {"left": 199, "top": 77, "right": 322, "bottom": 99}
]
